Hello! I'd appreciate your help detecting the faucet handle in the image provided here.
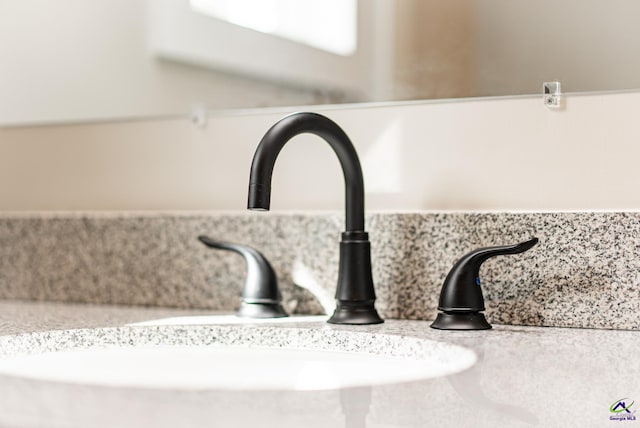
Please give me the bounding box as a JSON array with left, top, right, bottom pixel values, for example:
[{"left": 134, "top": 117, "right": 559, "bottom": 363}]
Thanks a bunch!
[
  {"left": 198, "top": 236, "right": 288, "bottom": 318},
  {"left": 430, "top": 237, "right": 538, "bottom": 330}
]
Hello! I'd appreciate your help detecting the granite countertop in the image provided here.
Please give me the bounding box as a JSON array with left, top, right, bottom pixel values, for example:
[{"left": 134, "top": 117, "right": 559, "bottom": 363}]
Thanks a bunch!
[{"left": 0, "top": 300, "right": 636, "bottom": 428}]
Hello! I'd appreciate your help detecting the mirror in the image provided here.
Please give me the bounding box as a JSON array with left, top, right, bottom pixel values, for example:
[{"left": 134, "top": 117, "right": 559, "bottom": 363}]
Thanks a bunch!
[{"left": 2, "top": 0, "right": 639, "bottom": 127}]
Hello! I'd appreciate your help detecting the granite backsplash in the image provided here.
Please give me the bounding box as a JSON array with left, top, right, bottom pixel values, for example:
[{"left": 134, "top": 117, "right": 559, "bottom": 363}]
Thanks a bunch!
[{"left": 0, "top": 211, "right": 637, "bottom": 330}]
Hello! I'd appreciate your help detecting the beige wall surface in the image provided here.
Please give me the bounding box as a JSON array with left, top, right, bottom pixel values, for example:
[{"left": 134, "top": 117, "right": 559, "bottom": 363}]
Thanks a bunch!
[
  {"left": 5, "top": 0, "right": 639, "bottom": 127},
  {"left": 472, "top": 0, "right": 640, "bottom": 96},
  {"left": 393, "top": 0, "right": 473, "bottom": 100},
  {"left": 394, "top": 0, "right": 640, "bottom": 98},
  {"left": 1, "top": 91, "right": 639, "bottom": 212}
]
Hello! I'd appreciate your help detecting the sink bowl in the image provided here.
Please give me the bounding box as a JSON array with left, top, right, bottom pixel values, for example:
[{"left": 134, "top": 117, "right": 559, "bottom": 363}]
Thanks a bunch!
[{"left": 0, "top": 323, "right": 475, "bottom": 391}]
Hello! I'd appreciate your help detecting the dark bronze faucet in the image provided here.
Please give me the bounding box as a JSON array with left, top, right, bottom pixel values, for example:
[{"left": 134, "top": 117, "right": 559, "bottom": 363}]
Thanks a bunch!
[
  {"left": 198, "top": 236, "right": 288, "bottom": 318},
  {"left": 247, "top": 112, "right": 383, "bottom": 324}
]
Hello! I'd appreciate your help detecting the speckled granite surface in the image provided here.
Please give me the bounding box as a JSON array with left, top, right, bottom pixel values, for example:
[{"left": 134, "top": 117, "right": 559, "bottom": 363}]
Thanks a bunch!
[
  {"left": 0, "top": 301, "right": 637, "bottom": 428},
  {"left": 0, "top": 211, "right": 639, "bottom": 329}
]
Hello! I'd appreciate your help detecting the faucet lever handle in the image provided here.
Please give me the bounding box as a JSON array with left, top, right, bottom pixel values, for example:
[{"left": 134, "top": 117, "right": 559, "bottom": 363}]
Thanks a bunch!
[
  {"left": 430, "top": 237, "right": 538, "bottom": 330},
  {"left": 457, "top": 237, "right": 539, "bottom": 270},
  {"left": 198, "top": 236, "right": 288, "bottom": 318}
]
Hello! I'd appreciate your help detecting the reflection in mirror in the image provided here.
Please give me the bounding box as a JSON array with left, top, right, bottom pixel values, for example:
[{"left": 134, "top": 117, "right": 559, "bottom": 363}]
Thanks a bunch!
[
  {"left": 189, "top": 0, "right": 358, "bottom": 56},
  {"left": 1, "top": 0, "right": 639, "bottom": 126}
]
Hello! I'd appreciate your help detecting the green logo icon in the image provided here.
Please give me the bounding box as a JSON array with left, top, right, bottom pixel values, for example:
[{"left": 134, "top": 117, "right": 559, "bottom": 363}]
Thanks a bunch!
[{"left": 611, "top": 399, "right": 635, "bottom": 414}]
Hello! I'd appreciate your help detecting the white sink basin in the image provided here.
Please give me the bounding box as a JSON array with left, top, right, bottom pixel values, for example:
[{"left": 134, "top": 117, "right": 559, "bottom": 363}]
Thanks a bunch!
[{"left": 0, "top": 324, "right": 475, "bottom": 391}]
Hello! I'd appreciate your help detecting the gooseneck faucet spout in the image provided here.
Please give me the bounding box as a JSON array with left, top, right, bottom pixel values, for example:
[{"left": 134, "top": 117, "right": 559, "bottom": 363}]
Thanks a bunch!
[
  {"left": 248, "top": 113, "right": 365, "bottom": 231},
  {"left": 248, "top": 112, "right": 383, "bottom": 324}
]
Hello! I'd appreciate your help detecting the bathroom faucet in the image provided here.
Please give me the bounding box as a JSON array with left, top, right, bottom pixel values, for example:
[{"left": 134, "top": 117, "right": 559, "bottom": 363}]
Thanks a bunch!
[
  {"left": 198, "top": 236, "right": 288, "bottom": 318},
  {"left": 247, "top": 112, "right": 383, "bottom": 325}
]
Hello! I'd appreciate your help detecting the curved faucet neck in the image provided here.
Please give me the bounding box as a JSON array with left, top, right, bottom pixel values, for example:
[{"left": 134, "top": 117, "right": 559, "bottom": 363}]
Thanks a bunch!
[{"left": 248, "top": 112, "right": 365, "bottom": 232}]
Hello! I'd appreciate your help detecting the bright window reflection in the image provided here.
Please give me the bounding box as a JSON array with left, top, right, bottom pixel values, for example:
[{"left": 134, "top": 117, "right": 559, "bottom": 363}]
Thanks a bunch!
[{"left": 190, "top": 0, "right": 358, "bottom": 56}]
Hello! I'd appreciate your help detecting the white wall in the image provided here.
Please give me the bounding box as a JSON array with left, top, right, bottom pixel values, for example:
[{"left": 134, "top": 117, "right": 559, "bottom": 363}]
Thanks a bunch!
[
  {"left": 0, "top": 0, "right": 321, "bottom": 126},
  {"left": 1, "top": 91, "right": 639, "bottom": 212}
]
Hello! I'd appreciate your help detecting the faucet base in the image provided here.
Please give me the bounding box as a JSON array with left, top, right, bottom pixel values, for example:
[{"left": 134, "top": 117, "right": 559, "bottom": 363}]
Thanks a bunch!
[
  {"left": 430, "top": 311, "right": 492, "bottom": 330},
  {"left": 328, "top": 303, "right": 383, "bottom": 325},
  {"left": 237, "top": 302, "right": 288, "bottom": 319},
  {"left": 326, "top": 232, "right": 384, "bottom": 325}
]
